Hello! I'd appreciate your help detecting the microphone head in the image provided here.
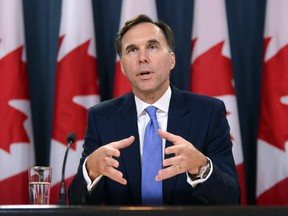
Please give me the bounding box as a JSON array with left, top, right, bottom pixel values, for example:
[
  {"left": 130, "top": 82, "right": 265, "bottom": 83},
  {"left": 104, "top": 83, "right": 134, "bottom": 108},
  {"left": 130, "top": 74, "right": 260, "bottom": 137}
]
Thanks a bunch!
[{"left": 66, "top": 132, "right": 76, "bottom": 144}]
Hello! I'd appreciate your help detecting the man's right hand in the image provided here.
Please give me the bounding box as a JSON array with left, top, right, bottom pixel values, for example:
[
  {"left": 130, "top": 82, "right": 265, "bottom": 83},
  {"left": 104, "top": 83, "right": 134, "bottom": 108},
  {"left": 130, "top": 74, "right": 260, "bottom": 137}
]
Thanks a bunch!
[{"left": 86, "top": 136, "right": 135, "bottom": 185}]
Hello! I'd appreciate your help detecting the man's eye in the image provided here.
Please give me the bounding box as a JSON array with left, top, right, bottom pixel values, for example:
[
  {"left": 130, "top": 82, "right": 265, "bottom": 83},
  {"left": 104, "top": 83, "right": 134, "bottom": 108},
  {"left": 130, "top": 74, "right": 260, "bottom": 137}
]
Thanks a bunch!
[
  {"left": 149, "top": 44, "right": 157, "bottom": 49},
  {"left": 128, "top": 48, "right": 137, "bottom": 53}
]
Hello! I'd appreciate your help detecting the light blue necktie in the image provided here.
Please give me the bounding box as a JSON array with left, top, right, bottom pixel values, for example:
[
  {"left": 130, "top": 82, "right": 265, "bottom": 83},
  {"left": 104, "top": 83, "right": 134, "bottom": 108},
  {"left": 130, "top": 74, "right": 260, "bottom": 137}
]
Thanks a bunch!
[{"left": 141, "top": 106, "right": 163, "bottom": 205}]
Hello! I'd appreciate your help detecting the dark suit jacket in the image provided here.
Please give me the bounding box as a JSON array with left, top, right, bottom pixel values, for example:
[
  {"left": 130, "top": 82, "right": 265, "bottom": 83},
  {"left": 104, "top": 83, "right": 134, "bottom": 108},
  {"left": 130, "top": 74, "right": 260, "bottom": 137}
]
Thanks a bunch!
[{"left": 68, "top": 86, "right": 240, "bottom": 205}]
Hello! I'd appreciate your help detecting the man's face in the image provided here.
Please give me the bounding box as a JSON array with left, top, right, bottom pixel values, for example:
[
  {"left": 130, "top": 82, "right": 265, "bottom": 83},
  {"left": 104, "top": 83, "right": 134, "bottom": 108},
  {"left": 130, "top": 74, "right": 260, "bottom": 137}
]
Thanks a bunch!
[{"left": 120, "top": 22, "right": 175, "bottom": 99}]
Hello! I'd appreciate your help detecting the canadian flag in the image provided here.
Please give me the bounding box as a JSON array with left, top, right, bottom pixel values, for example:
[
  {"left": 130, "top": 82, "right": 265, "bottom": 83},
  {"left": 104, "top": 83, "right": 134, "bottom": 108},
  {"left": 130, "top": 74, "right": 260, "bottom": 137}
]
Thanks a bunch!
[
  {"left": 0, "top": 0, "right": 35, "bottom": 204},
  {"left": 190, "top": 0, "right": 246, "bottom": 204},
  {"left": 113, "top": 0, "right": 157, "bottom": 97},
  {"left": 49, "top": 0, "right": 100, "bottom": 204},
  {"left": 256, "top": 0, "right": 288, "bottom": 205}
]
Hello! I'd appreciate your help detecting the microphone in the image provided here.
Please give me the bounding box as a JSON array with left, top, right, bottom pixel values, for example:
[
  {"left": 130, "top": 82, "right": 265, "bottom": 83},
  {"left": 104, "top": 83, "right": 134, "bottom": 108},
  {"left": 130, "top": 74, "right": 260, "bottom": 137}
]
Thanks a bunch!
[{"left": 57, "top": 132, "right": 76, "bottom": 205}]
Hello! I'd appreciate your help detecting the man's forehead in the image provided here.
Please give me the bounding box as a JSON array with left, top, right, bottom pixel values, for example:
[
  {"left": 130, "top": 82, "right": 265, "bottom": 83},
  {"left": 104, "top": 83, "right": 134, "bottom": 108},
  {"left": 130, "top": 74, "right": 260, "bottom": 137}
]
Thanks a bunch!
[{"left": 122, "top": 23, "right": 164, "bottom": 44}]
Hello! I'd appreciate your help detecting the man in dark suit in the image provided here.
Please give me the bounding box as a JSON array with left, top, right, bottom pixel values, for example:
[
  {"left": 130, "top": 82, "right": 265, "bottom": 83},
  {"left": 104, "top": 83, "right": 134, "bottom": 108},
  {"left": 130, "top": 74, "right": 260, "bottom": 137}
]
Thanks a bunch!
[{"left": 68, "top": 14, "right": 240, "bottom": 205}]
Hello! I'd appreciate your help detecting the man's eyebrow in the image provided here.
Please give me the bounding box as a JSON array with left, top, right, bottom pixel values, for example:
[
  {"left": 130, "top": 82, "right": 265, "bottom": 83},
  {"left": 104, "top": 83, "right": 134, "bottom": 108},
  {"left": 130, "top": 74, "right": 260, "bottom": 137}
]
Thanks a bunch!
[
  {"left": 148, "top": 39, "right": 160, "bottom": 45},
  {"left": 124, "top": 39, "right": 161, "bottom": 52},
  {"left": 124, "top": 44, "right": 135, "bottom": 52}
]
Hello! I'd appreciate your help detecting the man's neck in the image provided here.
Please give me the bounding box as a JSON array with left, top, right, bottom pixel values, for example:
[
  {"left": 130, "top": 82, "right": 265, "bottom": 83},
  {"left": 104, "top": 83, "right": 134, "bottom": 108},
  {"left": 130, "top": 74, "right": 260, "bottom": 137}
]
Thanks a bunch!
[{"left": 133, "top": 83, "right": 170, "bottom": 104}]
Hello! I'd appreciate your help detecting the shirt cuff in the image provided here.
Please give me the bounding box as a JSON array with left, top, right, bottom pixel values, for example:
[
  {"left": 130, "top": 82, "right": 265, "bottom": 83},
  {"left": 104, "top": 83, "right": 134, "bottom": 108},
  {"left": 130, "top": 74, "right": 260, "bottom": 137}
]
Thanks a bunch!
[
  {"left": 186, "top": 157, "right": 213, "bottom": 188},
  {"left": 82, "top": 156, "right": 103, "bottom": 191}
]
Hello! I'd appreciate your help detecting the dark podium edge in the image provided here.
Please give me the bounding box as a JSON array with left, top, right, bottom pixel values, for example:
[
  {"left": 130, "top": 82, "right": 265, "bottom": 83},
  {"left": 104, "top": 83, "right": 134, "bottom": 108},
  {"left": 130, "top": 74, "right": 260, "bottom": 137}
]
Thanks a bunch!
[{"left": 1, "top": 205, "right": 288, "bottom": 216}]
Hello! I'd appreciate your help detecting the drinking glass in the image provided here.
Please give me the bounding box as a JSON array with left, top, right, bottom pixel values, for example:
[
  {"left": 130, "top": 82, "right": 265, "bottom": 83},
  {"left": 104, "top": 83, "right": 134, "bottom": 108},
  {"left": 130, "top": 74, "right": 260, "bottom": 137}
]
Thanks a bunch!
[{"left": 28, "top": 166, "right": 52, "bottom": 205}]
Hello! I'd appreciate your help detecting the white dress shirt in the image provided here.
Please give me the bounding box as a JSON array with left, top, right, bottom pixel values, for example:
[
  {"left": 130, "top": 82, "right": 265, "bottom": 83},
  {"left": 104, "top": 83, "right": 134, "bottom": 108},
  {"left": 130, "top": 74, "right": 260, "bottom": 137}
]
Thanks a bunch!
[{"left": 83, "top": 86, "right": 212, "bottom": 191}]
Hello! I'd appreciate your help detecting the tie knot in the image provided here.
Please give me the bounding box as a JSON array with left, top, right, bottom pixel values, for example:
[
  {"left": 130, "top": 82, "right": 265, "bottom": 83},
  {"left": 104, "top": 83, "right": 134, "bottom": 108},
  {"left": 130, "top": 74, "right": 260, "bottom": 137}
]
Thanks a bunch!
[{"left": 145, "top": 106, "right": 157, "bottom": 120}]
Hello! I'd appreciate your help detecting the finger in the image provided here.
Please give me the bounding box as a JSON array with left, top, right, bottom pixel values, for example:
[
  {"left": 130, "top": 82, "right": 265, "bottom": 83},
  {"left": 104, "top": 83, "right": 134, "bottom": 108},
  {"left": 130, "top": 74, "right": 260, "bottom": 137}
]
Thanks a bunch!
[
  {"left": 162, "top": 156, "right": 181, "bottom": 167},
  {"left": 104, "top": 156, "right": 119, "bottom": 168},
  {"left": 156, "top": 165, "right": 181, "bottom": 181},
  {"left": 165, "top": 145, "right": 182, "bottom": 155},
  {"left": 158, "top": 129, "right": 183, "bottom": 145},
  {"left": 109, "top": 136, "right": 135, "bottom": 150},
  {"left": 105, "top": 167, "right": 127, "bottom": 185},
  {"left": 103, "top": 146, "right": 121, "bottom": 158}
]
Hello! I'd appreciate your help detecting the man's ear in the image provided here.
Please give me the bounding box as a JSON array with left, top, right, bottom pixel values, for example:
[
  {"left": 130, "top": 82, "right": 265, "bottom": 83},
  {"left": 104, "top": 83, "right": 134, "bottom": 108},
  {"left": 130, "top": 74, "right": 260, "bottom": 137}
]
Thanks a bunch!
[
  {"left": 120, "top": 62, "right": 127, "bottom": 76},
  {"left": 170, "top": 52, "right": 176, "bottom": 70}
]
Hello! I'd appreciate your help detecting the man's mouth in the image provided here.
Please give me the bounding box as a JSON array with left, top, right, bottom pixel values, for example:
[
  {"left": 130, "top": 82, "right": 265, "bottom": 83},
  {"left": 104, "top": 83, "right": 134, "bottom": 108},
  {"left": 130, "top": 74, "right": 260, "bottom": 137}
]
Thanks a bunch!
[{"left": 140, "top": 71, "right": 151, "bottom": 77}]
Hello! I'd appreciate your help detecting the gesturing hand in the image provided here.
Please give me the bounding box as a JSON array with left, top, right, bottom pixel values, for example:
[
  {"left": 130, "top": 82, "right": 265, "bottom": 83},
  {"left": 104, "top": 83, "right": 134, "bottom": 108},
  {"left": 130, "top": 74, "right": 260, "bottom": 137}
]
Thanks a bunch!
[
  {"left": 86, "top": 136, "right": 135, "bottom": 185},
  {"left": 156, "top": 130, "right": 207, "bottom": 181}
]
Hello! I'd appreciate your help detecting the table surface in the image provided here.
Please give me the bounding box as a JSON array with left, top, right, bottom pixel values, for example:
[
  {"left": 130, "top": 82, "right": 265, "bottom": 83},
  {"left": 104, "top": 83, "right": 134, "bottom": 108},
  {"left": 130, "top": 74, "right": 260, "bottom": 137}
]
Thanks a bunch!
[{"left": 1, "top": 205, "right": 288, "bottom": 216}]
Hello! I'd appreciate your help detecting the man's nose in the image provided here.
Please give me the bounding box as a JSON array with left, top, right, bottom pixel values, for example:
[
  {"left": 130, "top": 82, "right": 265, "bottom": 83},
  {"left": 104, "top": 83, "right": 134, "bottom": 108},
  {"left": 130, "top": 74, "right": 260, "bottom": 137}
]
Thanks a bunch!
[{"left": 138, "top": 50, "right": 149, "bottom": 64}]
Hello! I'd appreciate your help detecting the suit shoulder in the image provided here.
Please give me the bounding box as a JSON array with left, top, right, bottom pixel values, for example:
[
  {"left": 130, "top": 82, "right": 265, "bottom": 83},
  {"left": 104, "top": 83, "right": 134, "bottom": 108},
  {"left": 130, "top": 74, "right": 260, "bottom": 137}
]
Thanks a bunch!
[
  {"left": 89, "top": 94, "right": 126, "bottom": 112},
  {"left": 88, "top": 92, "right": 134, "bottom": 115},
  {"left": 179, "top": 89, "right": 224, "bottom": 108}
]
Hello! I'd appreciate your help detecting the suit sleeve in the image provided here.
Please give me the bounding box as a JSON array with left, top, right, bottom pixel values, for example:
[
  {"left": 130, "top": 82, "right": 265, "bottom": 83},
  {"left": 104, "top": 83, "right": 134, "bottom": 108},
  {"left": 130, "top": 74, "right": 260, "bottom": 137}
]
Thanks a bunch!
[
  {"left": 192, "top": 99, "right": 241, "bottom": 204},
  {"left": 68, "top": 107, "right": 106, "bottom": 205}
]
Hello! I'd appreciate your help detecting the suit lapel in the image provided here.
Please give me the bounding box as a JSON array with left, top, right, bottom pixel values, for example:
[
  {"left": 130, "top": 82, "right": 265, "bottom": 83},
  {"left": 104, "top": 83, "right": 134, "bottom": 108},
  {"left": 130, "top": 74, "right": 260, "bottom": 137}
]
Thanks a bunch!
[
  {"left": 163, "top": 87, "right": 190, "bottom": 204},
  {"left": 114, "top": 93, "right": 142, "bottom": 204}
]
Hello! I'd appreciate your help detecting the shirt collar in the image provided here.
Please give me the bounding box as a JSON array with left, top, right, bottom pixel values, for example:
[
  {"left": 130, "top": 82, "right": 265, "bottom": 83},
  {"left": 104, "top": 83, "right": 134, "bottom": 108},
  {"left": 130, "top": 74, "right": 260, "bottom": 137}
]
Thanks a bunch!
[{"left": 135, "top": 86, "right": 172, "bottom": 117}]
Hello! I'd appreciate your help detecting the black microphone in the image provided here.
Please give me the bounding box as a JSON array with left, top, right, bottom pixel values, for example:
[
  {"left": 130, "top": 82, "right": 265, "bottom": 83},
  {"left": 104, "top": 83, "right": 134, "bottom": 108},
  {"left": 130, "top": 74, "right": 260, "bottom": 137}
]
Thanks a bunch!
[{"left": 57, "top": 132, "right": 76, "bottom": 205}]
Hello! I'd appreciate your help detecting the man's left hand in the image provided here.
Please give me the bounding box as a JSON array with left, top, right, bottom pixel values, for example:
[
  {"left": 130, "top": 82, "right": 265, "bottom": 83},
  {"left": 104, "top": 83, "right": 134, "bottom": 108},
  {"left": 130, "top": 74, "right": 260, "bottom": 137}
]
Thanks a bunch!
[{"left": 156, "top": 129, "right": 207, "bottom": 181}]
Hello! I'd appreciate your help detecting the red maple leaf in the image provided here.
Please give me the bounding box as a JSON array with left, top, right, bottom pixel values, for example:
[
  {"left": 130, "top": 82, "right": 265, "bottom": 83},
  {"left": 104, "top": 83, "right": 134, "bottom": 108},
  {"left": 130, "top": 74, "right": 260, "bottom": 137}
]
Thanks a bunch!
[
  {"left": 0, "top": 46, "right": 30, "bottom": 153},
  {"left": 113, "top": 60, "right": 131, "bottom": 97},
  {"left": 226, "top": 111, "right": 234, "bottom": 141},
  {"left": 190, "top": 40, "right": 247, "bottom": 204},
  {"left": 191, "top": 38, "right": 197, "bottom": 56},
  {"left": 190, "top": 40, "right": 235, "bottom": 96},
  {"left": 190, "top": 40, "right": 237, "bottom": 141},
  {"left": 52, "top": 38, "right": 99, "bottom": 148},
  {"left": 258, "top": 38, "right": 288, "bottom": 151},
  {"left": 257, "top": 178, "right": 288, "bottom": 205}
]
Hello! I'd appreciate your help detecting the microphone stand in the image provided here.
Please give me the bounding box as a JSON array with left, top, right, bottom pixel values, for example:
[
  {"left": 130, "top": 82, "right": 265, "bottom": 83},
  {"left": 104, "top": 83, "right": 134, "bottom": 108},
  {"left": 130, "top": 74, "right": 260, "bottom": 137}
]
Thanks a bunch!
[{"left": 57, "top": 132, "right": 76, "bottom": 205}]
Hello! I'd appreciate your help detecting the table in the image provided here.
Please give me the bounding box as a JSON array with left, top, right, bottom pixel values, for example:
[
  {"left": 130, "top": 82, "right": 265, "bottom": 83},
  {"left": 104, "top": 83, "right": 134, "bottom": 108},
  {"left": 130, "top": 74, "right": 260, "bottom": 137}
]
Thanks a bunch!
[{"left": 1, "top": 205, "right": 288, "bottom": 216}]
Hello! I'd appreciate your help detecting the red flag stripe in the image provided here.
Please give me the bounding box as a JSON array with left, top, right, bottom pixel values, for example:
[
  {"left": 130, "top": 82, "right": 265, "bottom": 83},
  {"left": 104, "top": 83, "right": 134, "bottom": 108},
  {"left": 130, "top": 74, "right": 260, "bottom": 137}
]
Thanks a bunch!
[
  {"left": 256, "top": 0, "right": 288, "bottom": 205},
  {"left": 0, "top": 0, "right": 35, "bottom": 204},
  {"left": 190, "top": 0, "right": 246, "bottom": 204},
  {"left": 49, "top": 0, "right": 100, "bottom": 204}
]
